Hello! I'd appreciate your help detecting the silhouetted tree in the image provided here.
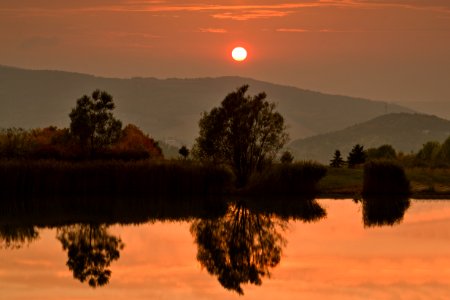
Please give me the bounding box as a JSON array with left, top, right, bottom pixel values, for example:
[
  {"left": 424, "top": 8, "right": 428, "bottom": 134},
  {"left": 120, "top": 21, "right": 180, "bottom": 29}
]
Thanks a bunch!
[
  {"left": 178, "top": 145, "right": 189, "bottom": 160},
  {"left": 69, "top": 90, "right": 122, "bottom": 155},
  {"left": 190, "top": 202, "right": 285, "bottom": 294},
  {"left": 280, "top": 151, "right": 294, "bottom": 164},
  {"left": 347, "top": 144, "right": 366, "bottom": 168},
  {"left": 329, "top": 150, "right": 344, "bottom": 168},
  {"left": 57, "top": 224, "right": 124, "bottom": 288},
  {"left": 193, "top": 85, "right": 288, "bottom": 186}
]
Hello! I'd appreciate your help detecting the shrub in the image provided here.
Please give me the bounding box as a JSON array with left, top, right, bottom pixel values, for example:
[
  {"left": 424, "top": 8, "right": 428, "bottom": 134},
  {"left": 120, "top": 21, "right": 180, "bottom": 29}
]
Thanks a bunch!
[{"left": 362, "top": 160, "right": 410, "bottom": 196}]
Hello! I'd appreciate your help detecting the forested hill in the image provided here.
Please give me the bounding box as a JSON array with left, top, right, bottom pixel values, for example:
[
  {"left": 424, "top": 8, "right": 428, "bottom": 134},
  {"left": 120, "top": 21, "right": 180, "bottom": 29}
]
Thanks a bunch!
[
  {"left": 289, "top": 113, "right": 450, "bottom": 163},
  {"left": 0, "top": 65, "right": 412, "bottom": 144}
]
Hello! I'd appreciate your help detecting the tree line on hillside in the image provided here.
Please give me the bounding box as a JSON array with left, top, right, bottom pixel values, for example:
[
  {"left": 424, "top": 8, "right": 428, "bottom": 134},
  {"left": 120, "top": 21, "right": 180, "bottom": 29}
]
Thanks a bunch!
[{"left": 329, "top": 137, "right": 450, "bottom": 168}]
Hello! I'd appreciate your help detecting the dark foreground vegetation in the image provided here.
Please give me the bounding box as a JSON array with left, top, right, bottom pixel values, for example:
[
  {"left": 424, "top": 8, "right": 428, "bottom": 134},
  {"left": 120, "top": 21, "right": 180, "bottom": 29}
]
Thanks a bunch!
[{"left": 0, "top": 160, "right": 232, "bottom": 198}]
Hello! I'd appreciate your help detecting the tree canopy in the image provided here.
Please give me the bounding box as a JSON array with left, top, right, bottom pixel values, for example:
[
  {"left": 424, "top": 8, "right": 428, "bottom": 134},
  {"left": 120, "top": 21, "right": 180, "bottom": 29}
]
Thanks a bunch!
[
  {"left": 193, "top": 85, "right": 288, "bottom": 186},
  {"left": 69, "top": 90, "right": 122, "bottom": 155}
]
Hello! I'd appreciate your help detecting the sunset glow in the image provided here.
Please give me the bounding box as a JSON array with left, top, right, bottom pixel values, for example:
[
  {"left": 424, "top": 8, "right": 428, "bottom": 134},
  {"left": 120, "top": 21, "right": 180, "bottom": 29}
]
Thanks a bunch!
[
  {"left": 231, "top": 47, "right": 247, "bottom": 62},
  {"left": 0, "top": 1, "right": 449, "bottom": 104}
]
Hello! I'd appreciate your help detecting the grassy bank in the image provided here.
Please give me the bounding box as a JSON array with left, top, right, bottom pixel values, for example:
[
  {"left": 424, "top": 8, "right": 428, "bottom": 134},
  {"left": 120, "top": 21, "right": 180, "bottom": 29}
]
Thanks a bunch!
[{"left": 319, "top": 166, "right": 450, "bottom": 198}]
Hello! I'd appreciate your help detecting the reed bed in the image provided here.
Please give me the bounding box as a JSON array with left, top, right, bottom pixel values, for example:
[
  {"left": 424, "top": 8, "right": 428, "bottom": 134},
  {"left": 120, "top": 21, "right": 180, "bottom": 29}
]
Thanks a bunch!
[{"left": 0, "top": 160, "right": 233, "bottom": 198}]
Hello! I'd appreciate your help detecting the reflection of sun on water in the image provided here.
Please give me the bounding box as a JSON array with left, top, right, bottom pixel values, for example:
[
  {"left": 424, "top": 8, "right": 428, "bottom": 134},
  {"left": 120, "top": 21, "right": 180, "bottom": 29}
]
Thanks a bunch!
[{"left": 232, "top": 47, "right": 247, "bottom": 62}]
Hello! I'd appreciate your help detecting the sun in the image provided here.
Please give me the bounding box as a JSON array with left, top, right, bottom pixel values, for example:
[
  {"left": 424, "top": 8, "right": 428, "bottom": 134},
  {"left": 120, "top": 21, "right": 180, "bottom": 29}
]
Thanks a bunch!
[{"left": 232, "top": 47, "right": 247, "bottom": 62}]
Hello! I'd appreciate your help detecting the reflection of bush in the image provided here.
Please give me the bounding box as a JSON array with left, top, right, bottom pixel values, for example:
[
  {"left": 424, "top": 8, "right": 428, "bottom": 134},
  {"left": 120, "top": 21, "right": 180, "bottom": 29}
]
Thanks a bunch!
[
  {"left": 57, "top": 224, "right": 124, "bottom": 288},
  {"left": 191, "top": 202, "right": 285, "bottom": 294},
  {"left": 0, "top": 225, "right": 39, "bottom": 249},
  {"left": 362, "top": 196, "right": 410, "bottom": 227}
]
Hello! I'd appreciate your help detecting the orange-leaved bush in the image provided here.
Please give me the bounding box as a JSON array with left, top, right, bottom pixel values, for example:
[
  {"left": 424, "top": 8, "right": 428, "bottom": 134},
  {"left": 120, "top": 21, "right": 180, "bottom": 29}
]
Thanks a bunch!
[{"left": 110, "top": 124, "right": 163, "bottom": 160}]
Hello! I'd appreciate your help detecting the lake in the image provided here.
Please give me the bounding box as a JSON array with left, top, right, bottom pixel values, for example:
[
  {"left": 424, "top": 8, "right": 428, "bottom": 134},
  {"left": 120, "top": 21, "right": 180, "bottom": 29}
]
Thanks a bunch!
[{"left": 1, "top": 198, "right": 449, "bottom": 299}]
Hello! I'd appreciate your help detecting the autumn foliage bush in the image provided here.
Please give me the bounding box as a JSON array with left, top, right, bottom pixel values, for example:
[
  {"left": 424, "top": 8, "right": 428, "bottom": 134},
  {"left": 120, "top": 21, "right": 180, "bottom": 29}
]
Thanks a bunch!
[{"left": 0, "top": 124, "right": 163, "bottom": 160}]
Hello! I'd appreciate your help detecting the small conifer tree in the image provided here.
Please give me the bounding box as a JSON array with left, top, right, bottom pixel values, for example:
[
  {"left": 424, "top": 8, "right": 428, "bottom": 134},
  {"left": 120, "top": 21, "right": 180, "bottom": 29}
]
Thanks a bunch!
[
  {"left": 179, "top": 145, "right": 189, "bottom": 160},
  {"left": 330, "top": 150, "right": 344, "bottom": 168},
  {"left": 347, "top": 144, "right": 366, "bottom": 168}
]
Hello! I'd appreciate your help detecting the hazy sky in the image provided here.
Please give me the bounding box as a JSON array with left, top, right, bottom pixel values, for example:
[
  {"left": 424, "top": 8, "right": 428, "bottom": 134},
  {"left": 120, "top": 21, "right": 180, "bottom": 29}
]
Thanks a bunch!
[{"left": 1, "top": 0, "right": 450, "bottom": 103}]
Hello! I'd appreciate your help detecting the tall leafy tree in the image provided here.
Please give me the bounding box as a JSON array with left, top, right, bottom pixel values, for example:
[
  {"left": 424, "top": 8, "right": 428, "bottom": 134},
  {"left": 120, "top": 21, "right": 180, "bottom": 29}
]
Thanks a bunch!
[
  {"left": 69, "top": 90, "right": 122, "bottom": 155},
  {"left": 193, "top": 85, "right": 288, "bottom": 186}
]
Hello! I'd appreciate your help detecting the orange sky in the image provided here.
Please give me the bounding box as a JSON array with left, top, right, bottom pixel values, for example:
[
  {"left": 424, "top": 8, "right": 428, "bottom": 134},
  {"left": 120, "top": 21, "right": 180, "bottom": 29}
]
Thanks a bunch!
[
  {"left": 1, "top": 1, "right": 450, "bottom": 102},
  {"left": 1, "top": 200, "right": 450, "bottom": 299}
]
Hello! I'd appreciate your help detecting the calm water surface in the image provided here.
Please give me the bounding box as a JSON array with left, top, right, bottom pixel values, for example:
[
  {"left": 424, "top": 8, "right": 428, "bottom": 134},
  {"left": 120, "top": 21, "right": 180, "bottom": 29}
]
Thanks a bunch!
[{"left": 1, "top": 199, "right": 450, "bottom": 299}]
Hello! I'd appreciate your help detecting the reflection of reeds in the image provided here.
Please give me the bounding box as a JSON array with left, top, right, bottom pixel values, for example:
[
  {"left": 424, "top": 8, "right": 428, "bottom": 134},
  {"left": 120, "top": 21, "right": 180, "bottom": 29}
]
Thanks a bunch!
[
  {"left": 244, "top": 162, "right": 327, "bottom": 196},
  {"left": 0, "top": 195, "right": 229, "bottom": 227},
  {"left": 363, "top": 160, "right": 410, "bottom": 196},
  {"left": 0, "top": 224, "right": 39, "bottom": 249},
  {"left": 0, "top": 160, "right": 232, "bottom": 198}
]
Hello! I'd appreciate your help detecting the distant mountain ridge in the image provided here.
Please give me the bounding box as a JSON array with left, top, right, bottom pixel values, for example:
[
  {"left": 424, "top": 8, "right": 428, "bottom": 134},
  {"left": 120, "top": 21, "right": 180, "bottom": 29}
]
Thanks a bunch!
[
  {"left": 0, "top": 65, "right": 413, "bottom": 144},
  {"left": 289, "top": 113, "right": 450, "bottom": 163}
]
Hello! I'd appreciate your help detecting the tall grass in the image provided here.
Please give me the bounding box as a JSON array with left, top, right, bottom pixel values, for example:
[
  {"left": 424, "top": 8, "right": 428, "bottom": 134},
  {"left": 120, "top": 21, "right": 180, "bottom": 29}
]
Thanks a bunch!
[
  {"left": 243, "top": 161, "right": 327, "bottom": 196},
  {"left": 0, "top": 160, "right": 233, "bottom": 198},
  {"left": 362, "top": 160, "right": 410, "bottom": 196}
]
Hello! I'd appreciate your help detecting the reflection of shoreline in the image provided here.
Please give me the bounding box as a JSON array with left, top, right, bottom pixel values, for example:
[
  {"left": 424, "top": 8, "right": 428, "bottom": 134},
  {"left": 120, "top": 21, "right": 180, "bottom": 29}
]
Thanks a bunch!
[
  {"left": 0, "top": 196, "right": 229, "bottom": 227},
  {"left": 0, "top": 196, "right": 327, "bottom": 291}
]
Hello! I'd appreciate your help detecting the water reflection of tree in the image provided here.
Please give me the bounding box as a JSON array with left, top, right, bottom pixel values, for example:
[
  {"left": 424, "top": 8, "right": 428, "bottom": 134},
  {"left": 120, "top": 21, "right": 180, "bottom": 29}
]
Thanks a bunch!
[
  {"left": 362, "top": 196, "right": 411, "bottom": 227},
  {"left": 191, "top": 202, "right": 285, "bottom": 294},
  {"left": 0, "top": 225, "right": 39, "bottom": 249},
  {"left": 56, "top": 224, "right": 124, "bottom": 287}
]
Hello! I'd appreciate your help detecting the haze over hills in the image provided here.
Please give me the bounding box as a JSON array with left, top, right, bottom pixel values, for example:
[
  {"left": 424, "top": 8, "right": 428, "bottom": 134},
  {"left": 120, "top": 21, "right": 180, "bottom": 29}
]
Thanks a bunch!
[
  {"left": 289, "top": 113, "right": 450, "bottom": 163},
  {"left": 0, "top": 65, "right": 413, "bottom": 145}
]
